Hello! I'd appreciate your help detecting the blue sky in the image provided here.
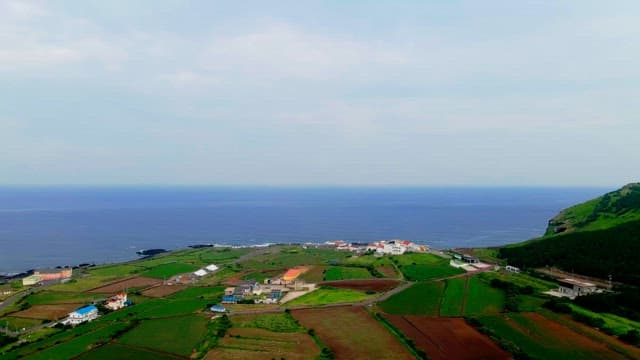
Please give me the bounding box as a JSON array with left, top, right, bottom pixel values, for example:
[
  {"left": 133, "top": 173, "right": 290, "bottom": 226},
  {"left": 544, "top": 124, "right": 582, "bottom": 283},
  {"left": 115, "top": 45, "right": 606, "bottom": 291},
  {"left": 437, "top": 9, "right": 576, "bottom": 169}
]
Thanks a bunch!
[{"left": 1, "top": 0, "right": 638, "bottom": 186}]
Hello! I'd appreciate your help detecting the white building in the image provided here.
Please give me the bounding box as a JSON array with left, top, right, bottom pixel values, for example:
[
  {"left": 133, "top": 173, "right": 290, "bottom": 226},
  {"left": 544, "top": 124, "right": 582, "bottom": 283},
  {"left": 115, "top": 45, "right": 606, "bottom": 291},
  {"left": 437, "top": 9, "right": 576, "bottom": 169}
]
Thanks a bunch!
[
  {"left": 557, "top": 278, "right": 598, "bottom": 299},
  {"left": 205, "top": 264, "right": 219, "bottom": 272},
  {"left": 63, "top": 305, "right": 98, "bottom": 326},
  {"left": 505, "top": 265, "right": 520, "bottom": 273},
  {"left": 104, "top": 293, "right": 127, "bottom": 311},
  {"left": 193, "top": 269, "right": 208, "bottom": 277}
]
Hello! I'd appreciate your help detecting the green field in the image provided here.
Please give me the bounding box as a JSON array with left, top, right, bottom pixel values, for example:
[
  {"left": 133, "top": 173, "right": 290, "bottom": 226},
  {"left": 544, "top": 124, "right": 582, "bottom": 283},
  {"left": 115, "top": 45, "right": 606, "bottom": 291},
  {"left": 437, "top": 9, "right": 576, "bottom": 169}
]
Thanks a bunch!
[
  {"left": 379, "top": 282, "right": 444, "bottom": 315},
  {"left": 77, "top": 343, "right": 183, "bottom": 360},
  {"left": 89, "top": 264, "right": 143, "bottom": 277},
  {"left": 323, "top": 266, "right": 373, "bottom": 281},
  {"left": 439, "top": 278, "right": 466, "bottom": 316},
  {"left": 284, "top": 287, "right": 373, "bottom": 306},
  {"left": 22, "top": 291, "right": 99, "bottom": 305},
  {"left": 0, "top": 317, "right": 43, "bottom": 331},
  {"left": 167, "top": 285, "right": 224, "bottom": 300},
  {"left": 477, "top": 313, "right": 621, "bottom": 360},
  {"left": 141, "top": 263, "right": 199, "bottom": 279},
  {"left": 399, "top": 264, "right": 463, "bottom": 281},
  {"left": 21, "top": 323, "right": 129, "bottom": 360},
  {"left": 232, "top": 313, "right": 304, "bottom": 333},
  {"left": 239, "top": 247, "right": 352, "bottom": 270},
  {"left": 567, "top": 304, "right": 640, "bottom": 335},
  {"left": 464, "top": 277, "right": 504, "bottom": 315},
  {"left": 118, "top": 315, "right": 208, "bottom": 356}
]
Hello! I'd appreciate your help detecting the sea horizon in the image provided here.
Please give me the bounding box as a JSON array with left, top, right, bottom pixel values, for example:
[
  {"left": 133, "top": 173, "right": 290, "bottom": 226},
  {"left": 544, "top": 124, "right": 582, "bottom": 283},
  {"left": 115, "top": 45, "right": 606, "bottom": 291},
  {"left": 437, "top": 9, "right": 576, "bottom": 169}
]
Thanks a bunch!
[{"left": 0, "top": 186, "right": 610, "bottom": 273}]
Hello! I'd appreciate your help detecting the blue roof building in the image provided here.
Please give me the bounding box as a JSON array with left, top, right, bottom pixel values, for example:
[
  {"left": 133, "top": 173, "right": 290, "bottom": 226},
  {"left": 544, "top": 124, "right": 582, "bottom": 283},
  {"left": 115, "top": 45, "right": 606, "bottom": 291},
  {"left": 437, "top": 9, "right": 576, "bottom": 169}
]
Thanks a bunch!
[
  {"left": 222, "top": 295, "right": 237, "bottom": 304},
  {"left": 74, "top": 305, "right": 98, "bottom": 316}
]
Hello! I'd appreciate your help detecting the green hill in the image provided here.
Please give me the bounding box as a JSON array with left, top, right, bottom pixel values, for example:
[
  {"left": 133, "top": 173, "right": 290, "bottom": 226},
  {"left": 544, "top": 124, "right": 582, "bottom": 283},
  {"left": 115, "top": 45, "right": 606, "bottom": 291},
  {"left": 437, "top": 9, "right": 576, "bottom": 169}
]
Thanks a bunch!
[
  {"left": 545, "top": 183, "right": 640, "bottom": 235},
  {"left": 499, "top": 183, "right": 640, "bottom": 286}
]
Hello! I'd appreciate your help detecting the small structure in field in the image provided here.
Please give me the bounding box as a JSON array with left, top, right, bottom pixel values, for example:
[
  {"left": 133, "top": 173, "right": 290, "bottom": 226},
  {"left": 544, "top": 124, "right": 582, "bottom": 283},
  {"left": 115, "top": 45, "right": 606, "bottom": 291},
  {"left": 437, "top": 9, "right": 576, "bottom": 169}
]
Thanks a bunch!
[
  {"left": 210, "top": 305, "right": 226, "bottom": 313},
  {"left": 62, "top": 305, "right": 98, "bottom": 326},
  {"left": 557, "top": 278, "right": 598, "bottom": 299},
  {"left": 505, "top": 265, "right": 520, "bottom": 273}
]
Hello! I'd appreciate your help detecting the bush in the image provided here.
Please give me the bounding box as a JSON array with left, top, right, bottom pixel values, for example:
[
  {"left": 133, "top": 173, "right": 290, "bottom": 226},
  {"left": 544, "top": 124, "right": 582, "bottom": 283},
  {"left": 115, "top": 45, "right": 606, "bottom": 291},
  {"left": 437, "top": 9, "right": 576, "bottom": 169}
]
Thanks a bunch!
[
  {"left": 543, "top": 299, "right": 573, "bottom": 314},
  {"left": 620, "top": 329, "right": 640, "bottom": 345}
]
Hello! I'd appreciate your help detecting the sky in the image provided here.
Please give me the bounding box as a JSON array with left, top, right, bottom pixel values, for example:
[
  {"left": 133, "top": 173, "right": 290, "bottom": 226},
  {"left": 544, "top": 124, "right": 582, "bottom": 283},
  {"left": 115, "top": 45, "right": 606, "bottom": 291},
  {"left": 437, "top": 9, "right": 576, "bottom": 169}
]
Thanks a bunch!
[{"left": 1, "top": 0, "right": 639, "bottom": 186}]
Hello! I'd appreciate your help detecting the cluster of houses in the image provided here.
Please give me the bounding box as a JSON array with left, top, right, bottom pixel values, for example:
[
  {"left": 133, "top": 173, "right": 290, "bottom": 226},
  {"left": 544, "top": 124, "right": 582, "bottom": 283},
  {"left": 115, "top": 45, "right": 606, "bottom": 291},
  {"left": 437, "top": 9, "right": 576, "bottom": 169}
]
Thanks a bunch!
[
  {"left": 221, "top": 267, "right": 309, "bottom": 305},
  {"left": 325, "top": 239, "right": 428, "bottom": 255},
  {"left": 21, "top": 268, "right": 73, "bottom": 286},
  {"left": 60, "top": 292, "right": 131, "bottom": 326}
]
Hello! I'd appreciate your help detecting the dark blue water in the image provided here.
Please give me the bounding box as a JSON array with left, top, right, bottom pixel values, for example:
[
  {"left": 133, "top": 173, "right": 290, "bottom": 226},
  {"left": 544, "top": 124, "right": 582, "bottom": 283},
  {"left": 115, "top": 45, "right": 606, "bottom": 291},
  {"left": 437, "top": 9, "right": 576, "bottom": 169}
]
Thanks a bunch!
[{"left": 0, "top": 186, "right": 607, "bottom": 273}]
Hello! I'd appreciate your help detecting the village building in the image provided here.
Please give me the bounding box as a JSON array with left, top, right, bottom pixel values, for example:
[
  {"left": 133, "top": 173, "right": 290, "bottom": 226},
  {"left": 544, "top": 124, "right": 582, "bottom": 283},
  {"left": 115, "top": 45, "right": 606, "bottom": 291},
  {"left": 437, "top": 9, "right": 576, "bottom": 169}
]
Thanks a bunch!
[
  {"left": 557, "top": 278, "right": 598, "bottom": 299},
  {"left": 63, "top": 305, "right": 98, "bottom": 326},
  {"left": 104, "top": 293, "right": 128, "bottom": 311},
  {"left": 22, "top": 268, "right": 73, "bottom": 286},
  {"left": 505, "top": 265, "right": 521, "bottom": 273}
]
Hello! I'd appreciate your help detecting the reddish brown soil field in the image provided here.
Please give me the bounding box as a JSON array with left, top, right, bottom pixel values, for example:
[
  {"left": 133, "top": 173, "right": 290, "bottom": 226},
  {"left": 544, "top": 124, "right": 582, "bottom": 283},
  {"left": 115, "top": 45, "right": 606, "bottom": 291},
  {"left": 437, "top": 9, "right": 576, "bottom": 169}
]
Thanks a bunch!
[
  {"left": 88, "top": 276, "right": 161, "bottom": 294},
  {"left": 320, "top": 279, "right": 401, "bottom": 292},
  {"left": 292, "top": 306, "right": 412, "bottom": 360},
  {"left": 140, "top": 284, "right": 187, "bottom": 298},
  {"left": 376, "top": 265, "right": 398, "bottom": 278},
  {"left": 13, "top": 303, "right": 83, "bottom": 320},
  {"left": 522, "top": 312, "right": 639, "bottom": 359},
  {"left": 384, "top": 315, "right": 510, "bottom": 360},
  {"left": 205, "top": 328, "right": 319, "bottom": 360}
]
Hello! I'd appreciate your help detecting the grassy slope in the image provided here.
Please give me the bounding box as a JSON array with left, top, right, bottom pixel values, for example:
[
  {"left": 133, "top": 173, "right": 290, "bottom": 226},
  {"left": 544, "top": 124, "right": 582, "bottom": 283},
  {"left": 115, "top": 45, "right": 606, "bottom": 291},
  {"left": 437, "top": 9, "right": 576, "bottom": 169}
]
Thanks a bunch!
[{"left": 499, "top": 183, "right": 640, "bottom": 285}]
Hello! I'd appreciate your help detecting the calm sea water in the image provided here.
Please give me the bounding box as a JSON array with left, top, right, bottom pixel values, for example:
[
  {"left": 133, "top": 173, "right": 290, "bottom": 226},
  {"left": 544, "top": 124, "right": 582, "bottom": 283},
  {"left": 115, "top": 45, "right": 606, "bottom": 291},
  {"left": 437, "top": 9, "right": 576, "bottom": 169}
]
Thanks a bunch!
[{"left": 0, "top": 186, "right": 607, "bottom": 273}]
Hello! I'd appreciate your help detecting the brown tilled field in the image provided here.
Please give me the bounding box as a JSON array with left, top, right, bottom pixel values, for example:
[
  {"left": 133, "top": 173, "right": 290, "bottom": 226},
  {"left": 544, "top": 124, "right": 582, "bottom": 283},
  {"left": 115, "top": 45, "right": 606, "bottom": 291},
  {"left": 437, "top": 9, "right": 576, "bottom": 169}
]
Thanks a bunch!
[
  {"left": 88, "top": 276, "right": 161, "bottom": 294},
  {"left": 320, "top": 279, "right": 401, "bottom": 292},
  {"left": 384, "top": 315, "right": 510, "bottom": 360},
  {"left": 140, "top": 284, "right": 187, "bottom": 297},
  {"left": 12, "top": 303, "right": 83, "bottom": 320},
  {"left": 205, "top": 327, "right": 319, "bottom": 360},
  {"left": 292, "top": 306, "right": 412, "bottom": 360},
  {"left": 376, "top": 265, "right": 398, "bottom": 278}
]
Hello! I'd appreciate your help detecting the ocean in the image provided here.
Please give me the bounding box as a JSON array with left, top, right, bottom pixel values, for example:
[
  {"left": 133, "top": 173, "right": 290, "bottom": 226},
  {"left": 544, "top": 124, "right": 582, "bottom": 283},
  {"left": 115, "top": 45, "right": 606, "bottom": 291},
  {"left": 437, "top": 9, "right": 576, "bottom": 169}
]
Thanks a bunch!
[{"left": 0, "top": 186, "right": 607, "bottom": 273}]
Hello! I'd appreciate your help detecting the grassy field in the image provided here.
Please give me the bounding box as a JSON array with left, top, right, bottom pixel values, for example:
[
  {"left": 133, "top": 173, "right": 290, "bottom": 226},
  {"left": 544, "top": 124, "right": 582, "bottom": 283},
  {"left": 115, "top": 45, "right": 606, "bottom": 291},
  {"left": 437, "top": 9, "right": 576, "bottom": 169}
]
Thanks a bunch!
[
  {"left": 88, "top": 264, "right": 143, "bottom": 277},
  {"left": 19, "top": 323, "right": 130, "bottom": 360},
  {"left": 379, "top": 282, "right": 444, "bottom": 315},
  {"left": 208, "top": 327, "right": 320, "bottom": 360},
  {"left": 77, "top": 343, "right": 184, "bottom": 360},
  {"left": 477, "top": 271, "right": 557, "bottom": 292},
  {"left": 167, "top": 285, "right": 224, "bottom": 300},
  {"left": 0, "top": 317, "right": 43, "bottom": 331},
  {"left": 399, "top": 264, "right": 463, "bottom": 281},
  {"left": 118, "top": 315, "right": 208, "bottom": 356},
  {"left": 323, "top": 266, "right": 373, "bottom": 281},
  {"left": 292, "top": 306, "right": 412, "bottom": 359},
  {"left": 477, "top": 313, "right": 632, "bottom": 360},
  {"left": 141, "top": 263, "right": 199, "bottom": 279},
  {"left": 239, "top": 247, "right": 351, "bottom": 270},
  {"left": 464, "top": 277, "right": 504, "bottom": 315},
  {"left": 567, "top": 303, "right": 640, "bottom": 335},
  {"left": 231, "top": 313, "right": 304, "bottom": 333},
  {"left": 285, "top": 287, "right": 373, "bottom": 306},
  {"left": 439, "top": 278, "right": 466, "bottom": 316},
  {"left": 22, "top": 291, "right": 99, "bottom": 305}
]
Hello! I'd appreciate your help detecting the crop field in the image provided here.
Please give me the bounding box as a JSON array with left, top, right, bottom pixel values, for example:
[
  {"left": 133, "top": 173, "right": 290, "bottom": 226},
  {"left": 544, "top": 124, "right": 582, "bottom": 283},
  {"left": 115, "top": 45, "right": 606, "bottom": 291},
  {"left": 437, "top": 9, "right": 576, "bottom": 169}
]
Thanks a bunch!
[
  {"left": 167, "top": 285, "right": 225, "bottom": 300},
  {"left": 238, "top": 247, "right": 351, "bottom": 270},
  {"left": 284, "top": 287, "right": 373, "bottom": 306},
  {"left": 47, "top": 276, "right": 116, "bottom": 292},
  {"left": 376, "top": 265, "right": 399, "bottom": 278},
  {"left": 320, "top": 279, "right": 401, "bottom": 292},
  {"left": 323, "top": 266, "right": 373, "bottom": 281},
  {"left": 88, "top": 276, "right": 161, "bottom": 294},
  {"left": 136, "top": 298, "right": 210, "bottom": 318},
  {"left": 24, "top": 291, "right": 99, "bottom": 305},
  {"left": 88, "top": 264, "right": 143, "bottom": 277},
  {"left": 240, "top": 269, "right": 283, "bottom": 283},
  {"left": 464, "top": 277, "right": 504, "bottom": 315},
  {"left": 0, "top": 316, "right": 43, "bottom": 330},
  {"left": 12, "top": 303, "right": 82, "bottom": 320},
  {"left": 379, "top": 282, "right": 444, "bottom": 315},
  {"left": 384, "top": 315, "right": 510, "bottom": 360},
  {"left": 141, "top": 263, "right": 200, "bottom": 279},
  {"left": 567, "top": 303, "right": 640, "bottom": 335},
  {"left": 298, "top": 265, "right": 327, "bottom": 283},
  {"left": 477, "top": 271, "right": 557, "bottom": 292},
  {"left": 207, "top": 327, "right": 319, "bottom": 360},
  {"left": 231, "top": 313, "right": 304, "bottom": 333},
  {"left": 399, "top": 263, "right": 464, "bottom": 281},
  {"left": 117, "top": 315, "right": 208, "bottom": 356},
  {"left": 439, "top": 277, "right": 466, "bottom": 316},
  {"left": 478, "top": 312, "right": 633, "bottom": 360},
  {"left": 140, "top": 284, "right": 187, "bottom": 298},
  {"left": 292, "top": 306, "right": 412, "bottom": 359},
  {"left": 19, "top": 322, "right": 130, "bottom": 360},
  {"left": 76, "top": 343, "right": 185, "bottom": 360}
]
